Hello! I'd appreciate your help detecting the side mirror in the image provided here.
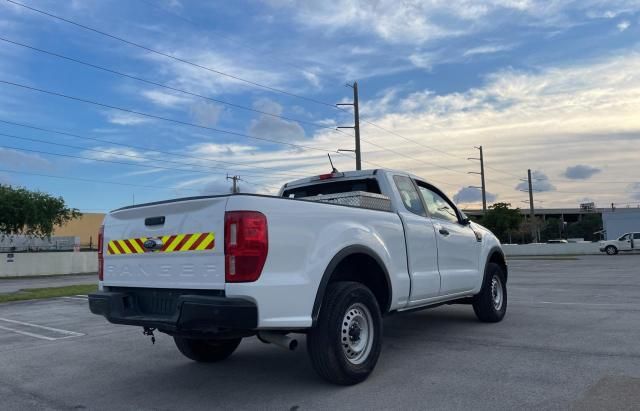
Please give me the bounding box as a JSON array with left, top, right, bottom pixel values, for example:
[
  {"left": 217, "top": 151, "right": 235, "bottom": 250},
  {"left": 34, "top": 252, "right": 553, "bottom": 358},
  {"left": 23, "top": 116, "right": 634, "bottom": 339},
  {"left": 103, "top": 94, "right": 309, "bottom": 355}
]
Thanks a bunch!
[{"left": 461, "top": 217, "right": 471, "bottom": 225}]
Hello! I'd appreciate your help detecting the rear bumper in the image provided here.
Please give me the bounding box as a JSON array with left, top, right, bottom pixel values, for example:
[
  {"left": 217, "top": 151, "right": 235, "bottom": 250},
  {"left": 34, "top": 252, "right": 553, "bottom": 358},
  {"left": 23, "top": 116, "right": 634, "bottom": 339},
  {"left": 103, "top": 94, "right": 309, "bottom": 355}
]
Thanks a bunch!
[{"left": 88, "top": 289, "right": 258, "bottom": 334}]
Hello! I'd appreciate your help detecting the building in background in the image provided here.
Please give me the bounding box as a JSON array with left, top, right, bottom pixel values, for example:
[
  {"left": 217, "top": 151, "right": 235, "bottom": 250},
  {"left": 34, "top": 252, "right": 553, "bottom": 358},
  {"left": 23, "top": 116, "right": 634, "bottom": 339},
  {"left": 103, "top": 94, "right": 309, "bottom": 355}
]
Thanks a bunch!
[
  {"left": 53, "top": 212, "right": 105, "bottom": 248},
  {"left": 602, "top": 209, "right": 640, "bottom": 240}
]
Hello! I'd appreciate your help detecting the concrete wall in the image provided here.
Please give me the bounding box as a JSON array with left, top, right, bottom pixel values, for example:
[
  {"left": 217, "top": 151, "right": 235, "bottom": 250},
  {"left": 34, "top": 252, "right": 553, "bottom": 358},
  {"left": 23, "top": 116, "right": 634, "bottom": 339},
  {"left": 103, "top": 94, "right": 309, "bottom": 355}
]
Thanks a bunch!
[
  {"left": 1, "top": 252, "right": 97, "bottom": 277},
  {"left": 503, "top": 242, "right": 601, "bottom": 256}
]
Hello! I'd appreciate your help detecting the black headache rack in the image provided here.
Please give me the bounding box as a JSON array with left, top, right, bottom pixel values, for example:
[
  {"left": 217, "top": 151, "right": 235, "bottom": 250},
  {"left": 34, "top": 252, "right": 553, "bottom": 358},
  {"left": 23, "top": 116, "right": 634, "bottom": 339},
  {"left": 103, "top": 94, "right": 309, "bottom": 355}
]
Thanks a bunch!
[{"left": 88, "top": 287, "right": 257, "bottom": 337}]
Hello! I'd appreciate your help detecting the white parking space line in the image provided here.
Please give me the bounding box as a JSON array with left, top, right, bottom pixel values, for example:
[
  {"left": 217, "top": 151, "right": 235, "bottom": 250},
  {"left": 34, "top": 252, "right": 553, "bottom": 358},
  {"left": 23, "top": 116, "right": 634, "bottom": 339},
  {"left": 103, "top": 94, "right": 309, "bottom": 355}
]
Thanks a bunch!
[
  {"left": 61, "top": 296, "right": 89, "bottom": 301},
  {"left": 512, "top": 300, "right": 635, "bottom": 307},
  {"left": 0, "top": 317, "right": 84, "bottom": 340},
  {"left": 0, "top": 324, "right": 58, "bottom": 341}
]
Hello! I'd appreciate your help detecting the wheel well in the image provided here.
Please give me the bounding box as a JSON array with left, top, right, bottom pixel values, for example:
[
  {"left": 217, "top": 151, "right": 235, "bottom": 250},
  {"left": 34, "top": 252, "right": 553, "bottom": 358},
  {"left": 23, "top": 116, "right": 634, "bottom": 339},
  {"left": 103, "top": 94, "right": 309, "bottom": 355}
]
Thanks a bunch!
[
  {"left": 488, "top": 250, "right": 508, "bottom": 282},
  {"left": 328, "top": 253, "right": 391, "bottom": 313}
]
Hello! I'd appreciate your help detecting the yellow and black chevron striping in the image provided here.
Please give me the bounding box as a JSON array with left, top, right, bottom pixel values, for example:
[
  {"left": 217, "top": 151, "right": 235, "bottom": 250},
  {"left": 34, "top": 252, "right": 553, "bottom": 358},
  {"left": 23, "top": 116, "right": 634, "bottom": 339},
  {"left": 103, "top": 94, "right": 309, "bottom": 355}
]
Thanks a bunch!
[{"left": 107, "top": 232, "right": 215, "bottom": 255}]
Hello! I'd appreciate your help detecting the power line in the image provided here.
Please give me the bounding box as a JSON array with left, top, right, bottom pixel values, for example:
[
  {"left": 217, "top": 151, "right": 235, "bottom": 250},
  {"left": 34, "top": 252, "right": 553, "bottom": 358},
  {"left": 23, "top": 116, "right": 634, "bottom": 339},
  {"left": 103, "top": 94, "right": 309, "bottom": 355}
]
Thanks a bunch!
[
  {"left": 0, "top": 131, "right": 303, "bottom": 179},
  {"left": 4, "top": 0, "right": 479, "bottom": 176},
  {"left": 0, "top": 119, "right": 307, "bottom": 178},
  {"left": 0, "top": 36, "right": 344, "bottom": 134},
  {"left": 5, "top": 0, "right": 337, "bottom": 109},
  {"left": 0, "top": 167, "right": 201, "bottom": 192},
  {"left": 0, "top": 142, "right": 287, "bottom": 184},
  {"left": 0, "top": 79, "right": 342, "bottom": 154},
  {"left": 0, "top": 81, "right": 467, "bottom": 182},
  {"left": 135, "top": 0, "right": 312, "bottom": 75}
]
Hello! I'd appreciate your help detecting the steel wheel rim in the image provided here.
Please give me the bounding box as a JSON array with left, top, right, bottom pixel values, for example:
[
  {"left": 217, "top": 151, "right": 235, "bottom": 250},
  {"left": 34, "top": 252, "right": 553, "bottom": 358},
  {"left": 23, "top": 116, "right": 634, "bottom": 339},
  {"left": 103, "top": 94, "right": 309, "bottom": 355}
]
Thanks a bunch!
[
  {"left": 491, "top": 275, "right": 503, "bottom": 311},
  {"left": 607, "top": 247, "right": 615, "bottom": 255},
  {"left": 341, "top": 303, "right": 374, "bottom": 365}
]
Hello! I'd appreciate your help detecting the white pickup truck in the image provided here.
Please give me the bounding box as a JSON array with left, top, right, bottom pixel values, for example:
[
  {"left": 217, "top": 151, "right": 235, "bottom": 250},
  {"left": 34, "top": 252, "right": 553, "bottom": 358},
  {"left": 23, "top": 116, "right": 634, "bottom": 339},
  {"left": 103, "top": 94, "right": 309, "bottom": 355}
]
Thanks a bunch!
[
  {"left": 600, "top": 232, "right": 640, "bottom": 255},
  {"left": 89, "top": 169, "right": 508, "bottom": 385}
]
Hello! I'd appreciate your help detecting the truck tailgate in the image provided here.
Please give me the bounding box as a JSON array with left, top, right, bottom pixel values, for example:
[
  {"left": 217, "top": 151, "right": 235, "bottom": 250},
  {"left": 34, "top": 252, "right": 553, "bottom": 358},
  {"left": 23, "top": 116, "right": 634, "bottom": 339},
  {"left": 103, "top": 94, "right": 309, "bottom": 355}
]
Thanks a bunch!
[{"left": 102, "top": 197, "right": 228, "bottom": 290}]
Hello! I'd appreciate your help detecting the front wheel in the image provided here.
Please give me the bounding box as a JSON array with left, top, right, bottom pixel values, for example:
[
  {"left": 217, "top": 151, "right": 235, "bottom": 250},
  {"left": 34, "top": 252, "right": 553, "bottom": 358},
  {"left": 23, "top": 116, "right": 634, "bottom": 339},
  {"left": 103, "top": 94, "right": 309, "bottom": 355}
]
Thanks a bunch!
[
  {"left": 605, "top": 245, "right": 618, "bottom": 255},
  {"left": 307, "top": 281, "right": 382, "bottom": 385},
  {"left": 174, "top": 337, "right": 242, "bottom": 362},
  {"left": 472, "top": 262, "right": 507, "bottom": 323}
]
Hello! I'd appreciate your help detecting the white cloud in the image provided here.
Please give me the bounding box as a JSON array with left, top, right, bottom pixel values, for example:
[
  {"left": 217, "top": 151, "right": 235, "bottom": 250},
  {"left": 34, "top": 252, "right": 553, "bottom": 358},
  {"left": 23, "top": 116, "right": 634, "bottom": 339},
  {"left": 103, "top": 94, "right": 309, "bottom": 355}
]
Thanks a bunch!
[
  {"left": 248, "top": 99, "right": 305, "bottom": 141},
  {"left": 105, "top": 111, "right": 152, "bottom": 126},
  {"left": 563, "top": 165, "right": 601, "bottom": 179},
  {"left": 301, "top": 70, "right": 321, "bottom": 89},
  {"left": 463, "top": 43, "right": 514, "bottom": 57},
  {"left": 248, "top": 116, "right": 305, "bottom": 142},
  {"left": 517, "top": 171, "right": 556, "bottom": 192},
  {"left": 0, "top": 148, "right": 51, "bottom": 170},
  {"left": 82, "top": 147, "right": 149, "bottom": 162},
  {"left": 617, "top": 20, "right": 631, "bottom": 31},
  {"left": 142, "top": 90, "right": 191, "bottom": 108},
  {"left": 629, "top": 183, "right": 640, "bottom": 200},
  {"left": 453, "top": 186, "right": 497, "bottom": 204},
  {"left": 188, "top": 142, "right": 257, "bottom": 157},
  {"left": 189, "top": 101, "right": 223, "bottom": 127},
  {"left": 144, "top": 46, "right": 286, "bottom": 96},
  {"left": 253, "top": 98, "right": 283, "bottom": 115}
]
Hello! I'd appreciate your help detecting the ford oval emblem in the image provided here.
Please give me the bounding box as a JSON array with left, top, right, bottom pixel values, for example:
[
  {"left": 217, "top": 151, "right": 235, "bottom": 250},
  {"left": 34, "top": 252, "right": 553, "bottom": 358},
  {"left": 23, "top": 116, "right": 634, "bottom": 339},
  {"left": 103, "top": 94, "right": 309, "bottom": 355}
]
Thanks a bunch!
[{"left": 143, "top": 239, "right": 161, "bottom": 250}]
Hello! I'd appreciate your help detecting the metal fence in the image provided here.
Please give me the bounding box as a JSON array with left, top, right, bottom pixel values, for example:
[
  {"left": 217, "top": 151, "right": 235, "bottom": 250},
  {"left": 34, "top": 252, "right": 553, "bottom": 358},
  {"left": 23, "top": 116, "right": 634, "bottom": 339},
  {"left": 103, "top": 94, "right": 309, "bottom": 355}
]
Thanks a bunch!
[{"left": 0, "top": 235, "right": 83, "bottom": 253}]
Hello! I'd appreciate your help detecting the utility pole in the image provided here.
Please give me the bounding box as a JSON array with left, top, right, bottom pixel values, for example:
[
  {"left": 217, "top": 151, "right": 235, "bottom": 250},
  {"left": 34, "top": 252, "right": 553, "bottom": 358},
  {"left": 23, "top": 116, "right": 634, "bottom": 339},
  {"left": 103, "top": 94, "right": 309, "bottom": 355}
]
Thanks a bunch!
[
  {"left": 336, "top": 82, "right": 361, "bottom": 170},
  {"left": 527, "top": 169, "right": 537, "bottom": 242},
  {"left": 468, "top": 145, "right": 487, "bottom": 215},
  {"left": 227, "top": 174, "right": 240, "bottom": 193}
]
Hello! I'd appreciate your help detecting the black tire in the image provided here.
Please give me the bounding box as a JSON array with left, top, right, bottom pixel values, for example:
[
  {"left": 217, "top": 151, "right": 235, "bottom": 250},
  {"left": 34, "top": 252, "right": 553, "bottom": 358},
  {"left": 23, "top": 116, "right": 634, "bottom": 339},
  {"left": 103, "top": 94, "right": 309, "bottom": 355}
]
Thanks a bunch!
[
  {"left": 605, "top": 245, "right": 618, "bottom": 255},
  {"left": 307, "top": 281, "right": 382, "bottom": 385},
  {"left": 472, "top": 262, "right": 507, "bottom": 323},
  {"left": 174, "top": 337, "right": 242, "bottom": 363}
]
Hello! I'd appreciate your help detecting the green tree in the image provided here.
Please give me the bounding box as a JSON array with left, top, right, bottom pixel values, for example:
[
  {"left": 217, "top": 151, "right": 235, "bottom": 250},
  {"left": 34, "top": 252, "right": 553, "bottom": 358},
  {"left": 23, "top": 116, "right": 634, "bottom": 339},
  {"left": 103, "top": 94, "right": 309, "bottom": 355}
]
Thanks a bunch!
[
  {"left": 0, "top": 184, "right": 81, "bottom": 238},
  {"left": 567, "top": 214, "right": 603, "bottom": 241},
  {"left": 540, "top": 217, "right": 562, "bottom": 242},
  {"left": 482, "top": 202, "right": 523, "bottom": 243}
]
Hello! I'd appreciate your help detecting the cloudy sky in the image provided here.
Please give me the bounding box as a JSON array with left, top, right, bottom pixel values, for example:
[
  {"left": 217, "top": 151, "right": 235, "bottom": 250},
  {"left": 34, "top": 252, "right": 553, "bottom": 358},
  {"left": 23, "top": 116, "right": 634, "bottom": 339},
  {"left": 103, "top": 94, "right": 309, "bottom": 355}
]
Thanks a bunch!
[{"left": 0, "top": 0, "right": 639, "bottom": 212}]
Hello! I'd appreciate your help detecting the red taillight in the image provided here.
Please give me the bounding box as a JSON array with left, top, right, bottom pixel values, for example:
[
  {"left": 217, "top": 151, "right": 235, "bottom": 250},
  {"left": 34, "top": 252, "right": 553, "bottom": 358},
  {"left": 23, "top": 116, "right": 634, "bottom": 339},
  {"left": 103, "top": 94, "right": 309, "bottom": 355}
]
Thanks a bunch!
[
  {"left": 97, "top": 225, "right": 104, "bottom": 281},
  {"left": 224, "top": 211, "right": 268, "bottom": 283},
  {"left": 318, "top": 173, "right": 333, "bottom": 180}
]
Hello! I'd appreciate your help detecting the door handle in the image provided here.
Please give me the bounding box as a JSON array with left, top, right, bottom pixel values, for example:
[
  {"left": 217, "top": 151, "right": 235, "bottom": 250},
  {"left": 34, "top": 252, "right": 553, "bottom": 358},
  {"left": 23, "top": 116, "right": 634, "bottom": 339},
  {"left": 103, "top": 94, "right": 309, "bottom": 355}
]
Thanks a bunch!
[{"left": 439, "top": 228, "right": 450, "bottom": 236}]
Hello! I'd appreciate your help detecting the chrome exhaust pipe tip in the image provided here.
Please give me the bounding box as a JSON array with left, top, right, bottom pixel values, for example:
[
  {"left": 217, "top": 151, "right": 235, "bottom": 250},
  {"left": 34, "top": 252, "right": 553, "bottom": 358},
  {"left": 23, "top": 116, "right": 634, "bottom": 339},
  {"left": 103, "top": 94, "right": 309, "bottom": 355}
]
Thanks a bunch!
[{"left": 258, "top": 332, "right": 298, "bottom": 351}]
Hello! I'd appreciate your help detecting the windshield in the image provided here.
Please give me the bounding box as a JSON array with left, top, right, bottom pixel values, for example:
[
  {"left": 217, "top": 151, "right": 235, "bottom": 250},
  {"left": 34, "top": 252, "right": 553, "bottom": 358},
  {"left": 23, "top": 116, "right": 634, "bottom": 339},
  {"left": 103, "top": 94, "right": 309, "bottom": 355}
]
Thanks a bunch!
[{"left": 618, "top": 234, "right": 630, "bottom": 241}]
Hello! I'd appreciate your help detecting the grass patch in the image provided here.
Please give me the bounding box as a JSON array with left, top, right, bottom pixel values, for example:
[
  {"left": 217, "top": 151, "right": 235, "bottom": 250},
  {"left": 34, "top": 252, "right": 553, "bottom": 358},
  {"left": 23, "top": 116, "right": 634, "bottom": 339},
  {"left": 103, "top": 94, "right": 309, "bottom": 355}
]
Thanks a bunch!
[{"left": 0, "top": 284, "right": 97, "bottom": 303}]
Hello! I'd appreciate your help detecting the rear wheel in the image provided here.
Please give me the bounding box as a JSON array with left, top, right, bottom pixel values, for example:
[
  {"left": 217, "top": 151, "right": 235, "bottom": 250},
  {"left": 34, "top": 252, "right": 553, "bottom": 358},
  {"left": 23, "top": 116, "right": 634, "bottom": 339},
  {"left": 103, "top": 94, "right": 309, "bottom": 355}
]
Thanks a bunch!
[
  {"left": 472, "top": 262, "right": 507, "bottom": 323},
  {"left": 174, "top": 337, "right": 242, "bottom": 362},
  {"left": 307, "top": 281, "right": 382, "bottom": 385},
  {"left": 605, "top": 245, "right": 618, "bottom": 255}
]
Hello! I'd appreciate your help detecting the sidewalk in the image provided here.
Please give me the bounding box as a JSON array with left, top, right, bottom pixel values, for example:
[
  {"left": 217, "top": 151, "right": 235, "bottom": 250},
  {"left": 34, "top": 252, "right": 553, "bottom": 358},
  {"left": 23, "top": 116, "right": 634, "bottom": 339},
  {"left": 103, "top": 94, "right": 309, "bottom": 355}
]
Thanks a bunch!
[{"left": 0, "top": 273, "right": 97, "bottom": 294}]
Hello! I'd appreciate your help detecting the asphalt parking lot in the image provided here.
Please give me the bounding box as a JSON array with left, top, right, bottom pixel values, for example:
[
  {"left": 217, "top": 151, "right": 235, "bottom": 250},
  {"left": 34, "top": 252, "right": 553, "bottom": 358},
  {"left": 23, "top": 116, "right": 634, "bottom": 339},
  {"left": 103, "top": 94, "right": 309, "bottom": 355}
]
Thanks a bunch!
[{"left": 1, "top": 254, "right": 639, "bottom": 410}]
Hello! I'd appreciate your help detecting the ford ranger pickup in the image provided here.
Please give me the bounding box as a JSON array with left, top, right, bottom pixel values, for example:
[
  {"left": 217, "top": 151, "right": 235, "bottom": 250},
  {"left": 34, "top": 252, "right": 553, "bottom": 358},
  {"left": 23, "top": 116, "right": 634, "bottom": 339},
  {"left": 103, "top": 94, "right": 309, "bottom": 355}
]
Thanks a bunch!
[{"left": 89, "top": 169, "right": 508, "bottom": 385}]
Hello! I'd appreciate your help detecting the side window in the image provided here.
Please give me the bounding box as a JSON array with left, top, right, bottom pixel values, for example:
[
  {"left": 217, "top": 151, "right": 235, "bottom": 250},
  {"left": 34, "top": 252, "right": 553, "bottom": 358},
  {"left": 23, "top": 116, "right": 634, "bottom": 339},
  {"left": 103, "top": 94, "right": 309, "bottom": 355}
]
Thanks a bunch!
[
  {"left": 393, "top": 175, "right": 426, "bottom": 216},
  {"left": 634, "top": 233, "right": 640, "bottom": 240},
  {"left": 619, "top": 234, "right": 630, "bottom": 241},
  {"left": 417, "top": 184, "right": 459, "bottom": 224}
]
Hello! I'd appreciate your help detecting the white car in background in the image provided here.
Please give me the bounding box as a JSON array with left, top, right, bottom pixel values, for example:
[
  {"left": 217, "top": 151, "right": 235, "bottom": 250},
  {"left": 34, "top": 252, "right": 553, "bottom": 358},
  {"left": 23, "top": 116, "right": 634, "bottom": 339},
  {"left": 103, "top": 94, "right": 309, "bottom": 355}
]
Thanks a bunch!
[{"left": 600, "top": 232, "right": 640, "bottom": 255}]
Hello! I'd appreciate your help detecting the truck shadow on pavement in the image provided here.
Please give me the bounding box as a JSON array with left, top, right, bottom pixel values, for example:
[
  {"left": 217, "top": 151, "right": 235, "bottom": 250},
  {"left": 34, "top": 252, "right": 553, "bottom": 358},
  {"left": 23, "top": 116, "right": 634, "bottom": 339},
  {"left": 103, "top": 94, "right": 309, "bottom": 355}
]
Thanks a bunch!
[{"left": 111, "top": 306, "right": 483, "bottom": 399}]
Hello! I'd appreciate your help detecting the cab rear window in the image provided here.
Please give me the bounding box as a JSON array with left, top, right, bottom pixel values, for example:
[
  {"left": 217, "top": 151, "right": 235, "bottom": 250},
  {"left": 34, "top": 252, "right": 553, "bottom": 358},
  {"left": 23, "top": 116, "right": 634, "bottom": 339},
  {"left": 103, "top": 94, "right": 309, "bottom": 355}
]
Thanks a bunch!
[{"left": 283, "top": 178, "right": 381, "bottom": 198}]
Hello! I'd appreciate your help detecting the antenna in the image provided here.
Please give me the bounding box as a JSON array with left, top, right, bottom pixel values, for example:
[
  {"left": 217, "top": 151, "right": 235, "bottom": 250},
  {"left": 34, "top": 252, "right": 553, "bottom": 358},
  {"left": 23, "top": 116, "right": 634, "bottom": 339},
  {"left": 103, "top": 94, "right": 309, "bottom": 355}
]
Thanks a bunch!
[{"left": 327, "top": 153, "right": 338, "bottom": 173}]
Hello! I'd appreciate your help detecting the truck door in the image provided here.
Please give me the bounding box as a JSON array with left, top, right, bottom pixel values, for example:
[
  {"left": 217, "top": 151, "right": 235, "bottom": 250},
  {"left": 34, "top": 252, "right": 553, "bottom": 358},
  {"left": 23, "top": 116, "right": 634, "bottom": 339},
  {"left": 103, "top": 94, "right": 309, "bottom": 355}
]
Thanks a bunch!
[
  {"left": 415, "top": 182, "right": 481, "bottom": 295},
  {"left": 633, "top": 233, "right": 640, "bottom": 250},
  {"left": 392, "top": 175, "right": 441, "bottom": 303}
]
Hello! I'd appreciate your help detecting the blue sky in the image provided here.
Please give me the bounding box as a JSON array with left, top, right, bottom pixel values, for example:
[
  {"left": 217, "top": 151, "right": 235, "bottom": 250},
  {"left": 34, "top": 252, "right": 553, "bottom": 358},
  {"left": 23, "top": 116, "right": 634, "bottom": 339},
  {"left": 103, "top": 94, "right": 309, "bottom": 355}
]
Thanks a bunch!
[{"left": 1, "top": 0, "right": 639, "bottom": 212}]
